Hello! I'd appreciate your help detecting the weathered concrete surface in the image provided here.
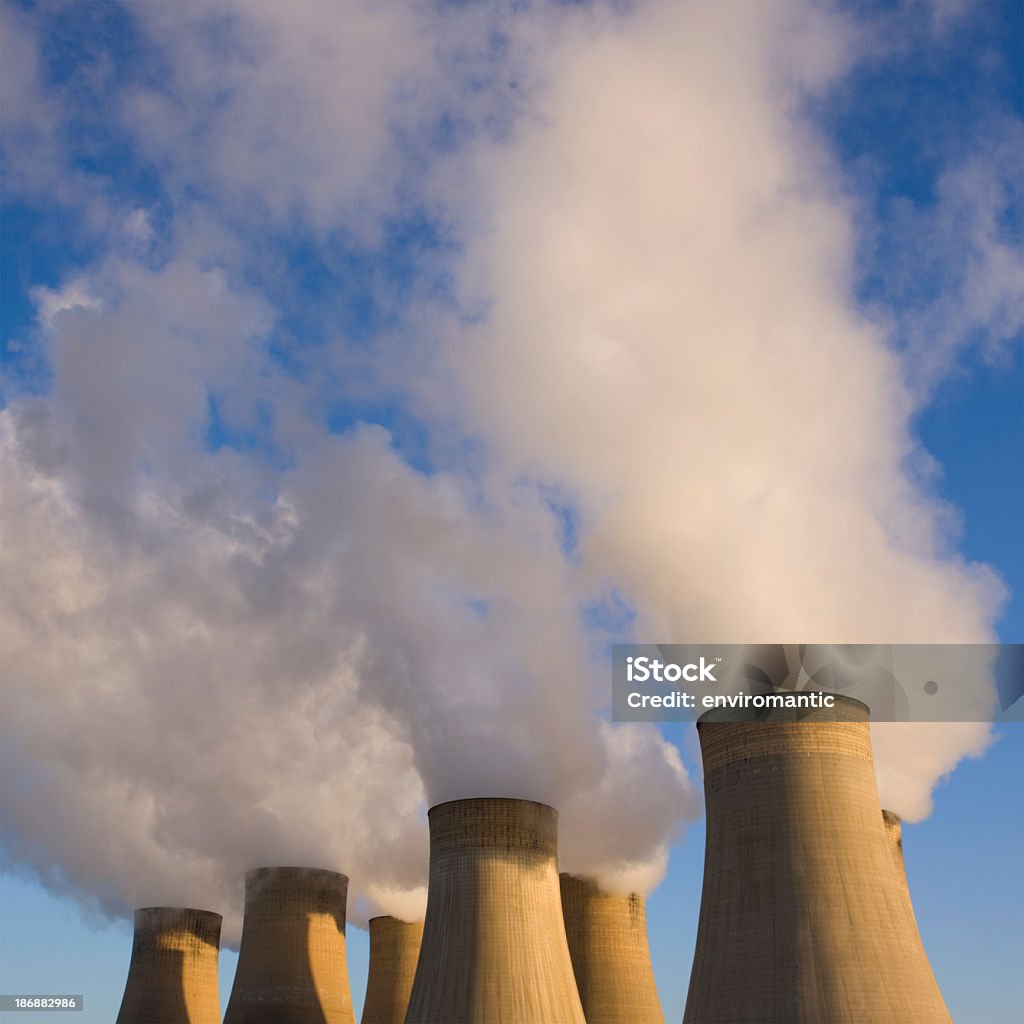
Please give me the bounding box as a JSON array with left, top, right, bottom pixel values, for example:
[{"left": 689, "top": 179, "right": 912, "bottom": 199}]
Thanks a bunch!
[
  {"left": 684, "top": 698, "right": 951, "bottom": 1024},
  {"left": 116, "top": 907, "right": 221, "bottom": 1024},
  {"left": 224, "top": 866, "right": 355, "bottom": 1024},
  {"left": 360, "top": 916, "right": 423, "bottom": 1024},
  {"left": 405, "top": 797, "right": 586, "bottom": 1024},
  {"left": 560, "top": 873, "right": 664, "bottom": 1024}
]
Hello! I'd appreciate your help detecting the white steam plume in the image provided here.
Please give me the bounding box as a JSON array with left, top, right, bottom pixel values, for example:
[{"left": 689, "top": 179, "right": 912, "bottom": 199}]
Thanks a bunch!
[
  {"left": 0, "top": 255, "right": 694, "bottom": 942},
  {"left": 444, "top": 0, "right": 1008, "bottom": 821}
]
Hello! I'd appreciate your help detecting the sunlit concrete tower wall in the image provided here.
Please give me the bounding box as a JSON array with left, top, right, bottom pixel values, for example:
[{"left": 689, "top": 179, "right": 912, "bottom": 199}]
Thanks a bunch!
[
  {"left": 115, "top": 907, "right": 221, "bottom": 1024},
  {"left": 224, "top": 866, "right": 355, "bottom": 1024},
  {"left": 360, "top": 916, "right": 423, "bottom": 1024},
  {"left": 684, "top": 697, "right": 951, "bottom": 1024},
  {"left": 559, "top": 873, "right": 664, "bottom": 1024},
  {"left": 405, "top": 797, "right": 586, "bottom": 1024}
]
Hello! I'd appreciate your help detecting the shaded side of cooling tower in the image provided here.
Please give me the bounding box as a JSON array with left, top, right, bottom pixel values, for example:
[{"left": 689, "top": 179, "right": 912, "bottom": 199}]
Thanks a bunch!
[
  {"left": 559, "top": 873, "right": 664, "bottom": 1024},
  {"left": 405, "top": 797, "right": 587, "bottom": 1024},
  {"left": 115, "top": 907, "right": 221, "bottom": 1024},
  {"left": 223, "top": 866, "right": 355, "bottom": 1024},
  {"left": 683, "top": 697, "right": 951, "bottom": 1024},
  {"left": 360, "top": 916, "right": 423, "bottom": 1024},
  {"left": 883, "top": 807, "right": 920, "bottom": 924},
  {"left": 883, "top": 807, "right": 905, "bottom": 871}
]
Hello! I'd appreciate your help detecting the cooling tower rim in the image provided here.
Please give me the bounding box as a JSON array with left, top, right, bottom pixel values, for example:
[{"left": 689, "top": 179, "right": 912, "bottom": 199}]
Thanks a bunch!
[
  {"left": 559, "top": 872, "right": 644, "bottom": 900},
  {"left": 427, "top": 796, "right": 557, "bottom": 817},
  {"left": 244, "top": 865, "right": 350, "bottom": 882},
  {"left": 695, "top": 691, "right": 870, "bottom": 726},
  {"left": 558, "top": 871, "right": 604, "bottom": 890},
  {"left": 368, "top": 914, "right": 423, "bottom": 925},
  {"left": 882, "top": 808, "right": 902, "bottom": 825},
  {"left": 134, "top": 906, "right": 222, "bottom": 920}
]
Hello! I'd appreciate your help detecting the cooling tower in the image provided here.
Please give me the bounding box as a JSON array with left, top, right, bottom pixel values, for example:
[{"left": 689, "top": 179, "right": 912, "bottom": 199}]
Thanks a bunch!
[
  {"left": 360, "top": 916, "right": 424, "bottom": 1024},
  {"left": 404, "top": 797, "right": 587, "bottom": 1024},
  {"left": 559, "top": 873, "right": 664, "bottom": 1024},
  {"left": 115, "top": 907, "right": 221, "bottom": 1024},
  {"left": 224, "top": 866, "right": 355, "bottom": 1024},
  {"left": 684, "top": 697, "right": 951, "bottom": 1024}
]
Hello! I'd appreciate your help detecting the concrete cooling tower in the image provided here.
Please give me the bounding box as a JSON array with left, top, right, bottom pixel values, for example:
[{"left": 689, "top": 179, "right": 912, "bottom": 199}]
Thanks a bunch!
[
  {"left": 360, "top": 916, "right": 424, "bottom": 1024},
  {"left": 404, "top": 797, "right": 587, "bottom": 1024},
  {"left": 224, "top": 866, "right": 355, "bottom": 1024},
  {"left": 115, "top": 907, "right": 221, "bottom": 1024},
  {"left": 684, "top": 697, "right": 951, "bottom": 1024},
  {"left": 559, "top": 873, "right": 664, "bottom": 1024}
]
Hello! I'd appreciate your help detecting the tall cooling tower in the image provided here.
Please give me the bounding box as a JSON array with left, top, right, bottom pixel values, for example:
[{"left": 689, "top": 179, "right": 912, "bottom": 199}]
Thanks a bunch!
[
  {"left": 224, "top": 866, "right": 355, "bottom": 1024},
  {"left": 684, "top": 697, "right": 951, "bottom": 1024},
  {"left": 559, "top": 873, "right": 664, "bottom": 1024},
  {"left": 360, "top": 916, "right": 424, "bottom": 1024},
  {"left": 404, "top": 797, "right": 586, "bottom": 1024},
  {"left": 115, "top": 907, "right": 221, "bottom": 1024}
]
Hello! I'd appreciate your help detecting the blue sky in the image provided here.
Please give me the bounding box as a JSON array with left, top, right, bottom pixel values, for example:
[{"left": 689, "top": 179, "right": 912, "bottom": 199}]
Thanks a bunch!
[{"left": 1, "top": 0, "right": 1022, "bottom": 1020}]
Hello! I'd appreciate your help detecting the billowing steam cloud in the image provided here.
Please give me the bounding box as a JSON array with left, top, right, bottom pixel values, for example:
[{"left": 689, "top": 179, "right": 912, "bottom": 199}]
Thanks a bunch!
[
  {"left": 0, "top": 0, "right": 1018, "bottom": 944},
  {"left": 0, "top": 250, "right": 693, "bottom": 939},
  {"left": 445, "top": 0, "right": 1009, "bottom": 818}
]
